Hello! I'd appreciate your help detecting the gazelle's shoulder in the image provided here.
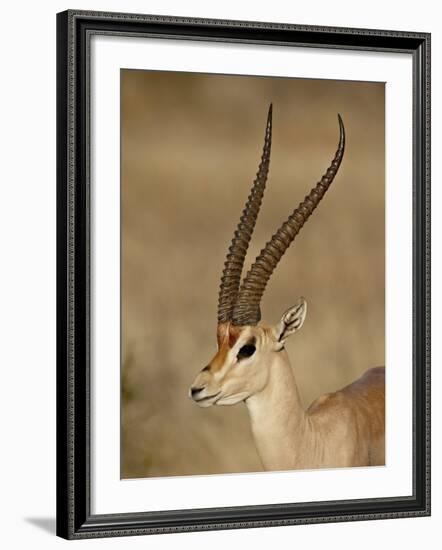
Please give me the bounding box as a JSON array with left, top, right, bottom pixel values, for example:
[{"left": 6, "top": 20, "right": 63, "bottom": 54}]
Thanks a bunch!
[{"left": 307, "top": 367, "right": 385, "bottom": 417}]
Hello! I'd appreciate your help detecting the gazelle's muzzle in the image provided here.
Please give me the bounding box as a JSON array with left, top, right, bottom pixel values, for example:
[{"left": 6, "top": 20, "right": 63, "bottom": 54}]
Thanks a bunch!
[{"left": 188, "top": 365, "right": 220, "bottom": 407}]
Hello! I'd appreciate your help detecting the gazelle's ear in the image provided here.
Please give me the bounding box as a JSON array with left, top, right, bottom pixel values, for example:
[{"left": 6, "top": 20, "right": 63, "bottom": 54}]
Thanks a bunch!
[{"left": 274, "top": 298, "right": 307, "bottom": 345}]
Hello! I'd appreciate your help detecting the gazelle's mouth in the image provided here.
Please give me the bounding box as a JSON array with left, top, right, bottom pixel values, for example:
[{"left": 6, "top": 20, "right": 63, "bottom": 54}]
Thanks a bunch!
[
  {"left": 191, "top": 391, "right": 222, "bottom": 407},
  {"left": 193, "top": 391, "right": 221, "bottom": 403}
]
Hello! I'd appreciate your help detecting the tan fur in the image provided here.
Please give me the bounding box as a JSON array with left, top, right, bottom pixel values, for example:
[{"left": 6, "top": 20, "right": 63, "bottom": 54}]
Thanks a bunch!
[
  {"left": 305, "top": 367, "right": 385, "bottom": 467},
  {"left": 190, "top": 315, "right": 385, "bottom": 471}
]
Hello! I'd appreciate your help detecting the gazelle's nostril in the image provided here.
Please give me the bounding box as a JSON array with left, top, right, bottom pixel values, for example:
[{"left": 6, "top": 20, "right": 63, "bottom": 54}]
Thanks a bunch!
[{"left": 191, "top": 387, "right": 205, "bottom": 397}]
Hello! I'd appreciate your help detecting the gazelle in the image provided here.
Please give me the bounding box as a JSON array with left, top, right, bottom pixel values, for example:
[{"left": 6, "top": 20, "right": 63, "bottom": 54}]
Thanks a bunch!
[{"left": 189, "top": 105, "right": 385, "bottom": 471}]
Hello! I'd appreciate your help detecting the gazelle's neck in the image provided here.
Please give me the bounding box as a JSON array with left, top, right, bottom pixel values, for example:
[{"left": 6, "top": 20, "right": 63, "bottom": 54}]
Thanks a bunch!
[{"left": 245, "top": 350, "right": 310, "bottom": 471}]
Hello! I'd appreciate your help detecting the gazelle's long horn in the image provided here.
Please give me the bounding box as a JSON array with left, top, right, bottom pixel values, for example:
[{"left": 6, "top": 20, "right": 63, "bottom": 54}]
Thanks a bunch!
[
  {"left": 232, "top": 114, "right": 345, "bottom": 326},
  {"left": 217, "top": 104, "right": 273, "bottom": 323}
]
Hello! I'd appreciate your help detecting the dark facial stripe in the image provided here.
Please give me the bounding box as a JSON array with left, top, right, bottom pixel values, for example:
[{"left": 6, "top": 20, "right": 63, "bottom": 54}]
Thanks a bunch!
[{"left": 228, "top": 326, "right": 241, "bottom": 348}]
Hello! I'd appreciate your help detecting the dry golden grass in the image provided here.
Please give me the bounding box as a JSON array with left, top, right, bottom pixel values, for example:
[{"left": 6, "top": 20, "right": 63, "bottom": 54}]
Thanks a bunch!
[{"left": 121, "top": 70, "right": 385, "bottom": 478}]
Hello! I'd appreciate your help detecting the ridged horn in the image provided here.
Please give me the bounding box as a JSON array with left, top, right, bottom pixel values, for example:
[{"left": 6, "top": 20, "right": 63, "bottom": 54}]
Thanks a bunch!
[
  {"left": 217, "top": 104, "right": 273, "bottom": 323},
  {"left": 232, "top": 114, "right": 345, "bottom": 326}
]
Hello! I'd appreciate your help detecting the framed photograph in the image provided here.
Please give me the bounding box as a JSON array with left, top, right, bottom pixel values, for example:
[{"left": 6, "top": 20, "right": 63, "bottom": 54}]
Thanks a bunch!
[{"left": 56, "top": 10, "right": 430, "bottom": 539}]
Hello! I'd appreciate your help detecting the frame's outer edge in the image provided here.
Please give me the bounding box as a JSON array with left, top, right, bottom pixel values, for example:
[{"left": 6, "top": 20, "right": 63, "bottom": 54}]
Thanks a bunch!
[
  {"left": 426, "top": 35, "right": 431, "bottom": 519},
  {"left": 67, "top": 8, "right": 430, "bottom": 40},
  {"left": 424, "top": 33, "right": 431, "bottom": 517},
  {"left": 57, "top": 9, "right": 90, "bottom": 539},
  {"left": 56, "top": 9, "right": 431, "bottom": 540},
  {"left": 411, "top": 34, "right": 431, "bottom": 518},
  {"left": 56, "top": 10, "right": 70, "bottom": 540},
  {"left": 420, "top": 35, "right": 431, "bottom": 515}
]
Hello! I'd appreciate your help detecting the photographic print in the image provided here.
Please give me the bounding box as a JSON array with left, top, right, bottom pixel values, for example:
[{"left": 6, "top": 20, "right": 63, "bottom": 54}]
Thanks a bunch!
[{"left": 121, "top": 70, "right": 385, "bottom": 479}]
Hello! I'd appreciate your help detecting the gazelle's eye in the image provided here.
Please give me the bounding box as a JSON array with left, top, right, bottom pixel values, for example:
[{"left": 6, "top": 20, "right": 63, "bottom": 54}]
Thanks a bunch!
[{"left": 237, "top": 344, "right": 256, "bottom": 360}]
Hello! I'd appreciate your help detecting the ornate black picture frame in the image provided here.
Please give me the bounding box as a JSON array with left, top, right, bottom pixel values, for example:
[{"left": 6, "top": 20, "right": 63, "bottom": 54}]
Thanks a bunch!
[{"left": 56, "top": 9, "right": 430, "bottom": 540}]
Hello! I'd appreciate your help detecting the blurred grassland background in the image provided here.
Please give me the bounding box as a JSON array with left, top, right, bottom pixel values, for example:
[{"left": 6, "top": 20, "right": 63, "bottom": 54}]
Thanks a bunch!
[{"left": 121, "top": 70, "right": 385, "bottom": 479}]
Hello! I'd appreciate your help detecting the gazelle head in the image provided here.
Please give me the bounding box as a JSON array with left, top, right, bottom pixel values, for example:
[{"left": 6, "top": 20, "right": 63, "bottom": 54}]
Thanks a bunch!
[
  {"left": 189, "top": 299, "right": 307, "bottom": 407},
  {"left": 189, "top": 105, "right": 345, "bottom": 407}
]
